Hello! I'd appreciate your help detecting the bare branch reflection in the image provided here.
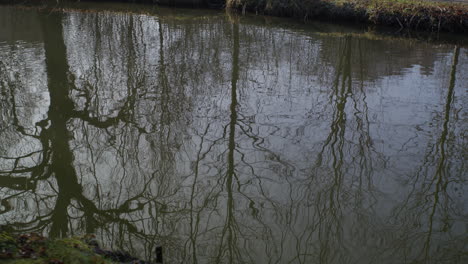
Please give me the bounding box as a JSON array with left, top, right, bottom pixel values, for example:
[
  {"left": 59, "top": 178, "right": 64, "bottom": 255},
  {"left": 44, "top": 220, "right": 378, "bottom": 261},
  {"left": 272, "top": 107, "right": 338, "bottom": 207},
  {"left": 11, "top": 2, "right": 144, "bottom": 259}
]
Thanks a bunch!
[{"left": 0, "top": 5, "right": 467, "bottom": 264}]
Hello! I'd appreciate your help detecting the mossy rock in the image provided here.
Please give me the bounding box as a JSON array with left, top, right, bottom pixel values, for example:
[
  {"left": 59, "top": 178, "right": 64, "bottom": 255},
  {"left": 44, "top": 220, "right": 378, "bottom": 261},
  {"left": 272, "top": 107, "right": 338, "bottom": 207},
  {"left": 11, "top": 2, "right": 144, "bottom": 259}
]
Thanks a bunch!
[{"left": 0, "top": 233, "right": 116, "bottom": 264}]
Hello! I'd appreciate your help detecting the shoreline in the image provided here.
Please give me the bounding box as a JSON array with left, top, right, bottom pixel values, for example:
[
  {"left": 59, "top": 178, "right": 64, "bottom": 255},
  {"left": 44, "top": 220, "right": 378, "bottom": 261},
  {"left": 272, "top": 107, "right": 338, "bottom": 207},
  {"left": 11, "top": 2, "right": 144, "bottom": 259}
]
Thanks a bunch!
[
  {"left": 0, "top": 232, "right": 154, "bottom": 264},
  {"left": 1, "top": 0, "right": 467, "bottom": 33},
  {"left": 227, "top": 0, "right": 468, "bottom": 33}
]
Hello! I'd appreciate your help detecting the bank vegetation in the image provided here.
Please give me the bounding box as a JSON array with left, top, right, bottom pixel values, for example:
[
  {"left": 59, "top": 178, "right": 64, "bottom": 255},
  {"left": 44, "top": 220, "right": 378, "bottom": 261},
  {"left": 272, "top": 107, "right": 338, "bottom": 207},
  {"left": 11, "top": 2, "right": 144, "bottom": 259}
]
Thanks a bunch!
[
  {"left": 0, "top": 0, "right": 467, "bottom": 32},
  {"left": 226, "top": 0, "right": 468, "bottom": 32}
]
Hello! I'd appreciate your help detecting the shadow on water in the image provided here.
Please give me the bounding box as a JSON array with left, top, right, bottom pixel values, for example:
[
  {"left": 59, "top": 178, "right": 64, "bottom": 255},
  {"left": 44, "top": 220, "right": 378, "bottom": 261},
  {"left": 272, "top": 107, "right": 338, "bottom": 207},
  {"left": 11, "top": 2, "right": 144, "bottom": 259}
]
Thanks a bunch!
[{"left": 0, "top": 3, "right": 467, "bottom": 264}]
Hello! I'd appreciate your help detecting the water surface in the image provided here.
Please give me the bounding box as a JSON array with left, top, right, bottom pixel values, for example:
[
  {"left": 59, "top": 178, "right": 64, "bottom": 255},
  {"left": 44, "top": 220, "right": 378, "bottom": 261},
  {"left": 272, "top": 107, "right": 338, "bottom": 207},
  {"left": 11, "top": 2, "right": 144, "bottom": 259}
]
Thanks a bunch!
[{"left": 0, "top": 4, "right": 467, "bottom": 264}]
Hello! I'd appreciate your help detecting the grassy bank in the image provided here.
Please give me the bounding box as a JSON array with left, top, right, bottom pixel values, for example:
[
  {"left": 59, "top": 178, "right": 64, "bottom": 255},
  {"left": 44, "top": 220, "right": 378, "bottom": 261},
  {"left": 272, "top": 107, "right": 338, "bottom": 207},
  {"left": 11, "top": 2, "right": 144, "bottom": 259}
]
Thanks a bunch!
[
  {"left": 0, "top": 0, "right": 466, "bottom": 32},
  {"left": 226, "top": 0, "right": 468, "bottom": 33},
  {"left": 0, "top": 233, "right": 148, "bottom": 264}
]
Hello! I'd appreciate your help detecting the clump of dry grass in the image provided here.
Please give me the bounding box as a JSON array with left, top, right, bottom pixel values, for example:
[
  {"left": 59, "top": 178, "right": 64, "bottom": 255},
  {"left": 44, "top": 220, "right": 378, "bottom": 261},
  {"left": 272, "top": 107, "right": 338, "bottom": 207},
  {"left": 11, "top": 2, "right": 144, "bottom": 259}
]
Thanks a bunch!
[{"left": 226, "top": 0, "right": 468, "bottom": 32}]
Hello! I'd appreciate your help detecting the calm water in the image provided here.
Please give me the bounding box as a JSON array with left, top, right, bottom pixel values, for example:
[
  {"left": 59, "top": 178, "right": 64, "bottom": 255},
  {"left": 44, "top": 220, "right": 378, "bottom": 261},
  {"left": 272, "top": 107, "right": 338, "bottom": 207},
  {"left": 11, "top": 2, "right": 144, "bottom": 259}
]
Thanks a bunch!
[{"left": 0, "top": 3, "right": 467, "bottom": 264}]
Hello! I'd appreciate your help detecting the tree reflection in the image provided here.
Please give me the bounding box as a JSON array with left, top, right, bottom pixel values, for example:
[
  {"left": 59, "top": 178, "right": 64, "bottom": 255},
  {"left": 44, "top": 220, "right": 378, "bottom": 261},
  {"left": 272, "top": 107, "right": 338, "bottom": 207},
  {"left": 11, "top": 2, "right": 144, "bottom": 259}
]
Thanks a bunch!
[
  {"left": 0, "top": 11, "right": 166, "bottom": 258},
  {"left": 389, "top": 46, "right": 466, "bottom": 264},
  {"left": 0, "top": 5, "right": 467, "bottom": 264},
  {"left": 214, "top": 19, "right": 241, "bottom": 264}
]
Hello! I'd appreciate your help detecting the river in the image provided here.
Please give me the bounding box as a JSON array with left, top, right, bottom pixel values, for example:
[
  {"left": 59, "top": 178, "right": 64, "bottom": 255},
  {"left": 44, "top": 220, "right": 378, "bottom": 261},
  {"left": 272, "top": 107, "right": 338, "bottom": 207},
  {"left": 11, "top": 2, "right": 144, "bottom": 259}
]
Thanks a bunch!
[{"left": 0, "top": 3, "right": 467, "bottom": 264}]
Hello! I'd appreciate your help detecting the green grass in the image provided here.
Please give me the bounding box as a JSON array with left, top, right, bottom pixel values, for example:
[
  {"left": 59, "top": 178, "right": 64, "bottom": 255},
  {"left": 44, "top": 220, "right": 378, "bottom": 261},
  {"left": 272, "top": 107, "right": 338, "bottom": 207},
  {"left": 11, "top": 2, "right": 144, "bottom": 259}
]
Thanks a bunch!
[{"left": 0, "top": 233, "right": 115, "bottom": 264}]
